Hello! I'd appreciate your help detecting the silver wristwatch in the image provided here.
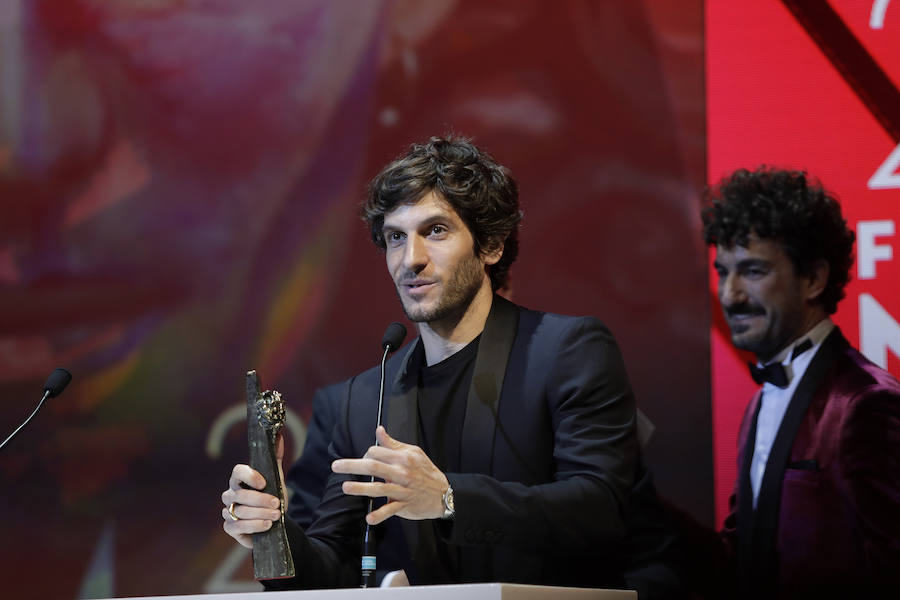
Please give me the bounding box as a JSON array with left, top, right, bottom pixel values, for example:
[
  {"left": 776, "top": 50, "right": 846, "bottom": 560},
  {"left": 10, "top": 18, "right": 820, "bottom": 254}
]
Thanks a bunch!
[{"left": 441, "top": 484, "right": 455, "bottom": 520}]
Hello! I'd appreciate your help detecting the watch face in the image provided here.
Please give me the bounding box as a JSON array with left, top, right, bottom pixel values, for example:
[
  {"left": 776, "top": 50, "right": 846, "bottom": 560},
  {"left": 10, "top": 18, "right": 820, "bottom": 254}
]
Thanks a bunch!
[{"left": 442, "top": 486, "right": 454, "bottom": 518}]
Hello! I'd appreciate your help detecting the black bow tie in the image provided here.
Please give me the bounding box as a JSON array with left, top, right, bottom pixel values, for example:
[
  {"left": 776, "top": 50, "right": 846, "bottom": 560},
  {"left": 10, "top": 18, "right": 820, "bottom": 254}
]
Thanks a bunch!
[
  {"left": 749, "top": 362, "right": 789, "bottom": 388},
  {"left": 748, "top": 339, "right": 813, "bottom": 389}
]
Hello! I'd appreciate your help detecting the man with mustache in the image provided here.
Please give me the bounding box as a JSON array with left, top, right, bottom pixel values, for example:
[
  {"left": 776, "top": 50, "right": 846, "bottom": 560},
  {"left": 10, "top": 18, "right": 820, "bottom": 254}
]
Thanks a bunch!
[
  {"left": 220, "top": 136, "right": 682, "bottom": 593},
  {"left": 696, "top": 167, "right": 900, "bottom": 598}
]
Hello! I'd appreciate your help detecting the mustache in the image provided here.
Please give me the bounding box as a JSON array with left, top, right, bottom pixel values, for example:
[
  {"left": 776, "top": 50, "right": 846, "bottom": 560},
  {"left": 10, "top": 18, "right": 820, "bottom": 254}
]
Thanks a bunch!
[{"left": 723, "top": 302, "right": 765, "bottom": 318}]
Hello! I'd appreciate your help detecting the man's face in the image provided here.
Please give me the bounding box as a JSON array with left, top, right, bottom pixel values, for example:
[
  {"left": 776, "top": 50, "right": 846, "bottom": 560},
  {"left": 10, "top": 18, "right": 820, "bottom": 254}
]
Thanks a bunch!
[
  {"left": 713, "top": 234, "right": 821, "bottom": 363},
  {"left": 382, "top": 191, "right": 497, "bottom": 324}
]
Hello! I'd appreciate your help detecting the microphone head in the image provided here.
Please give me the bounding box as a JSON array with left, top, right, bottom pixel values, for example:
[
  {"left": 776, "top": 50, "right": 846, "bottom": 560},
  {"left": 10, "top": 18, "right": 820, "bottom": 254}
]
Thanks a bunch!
[
  {"left": 43, "top": 368, "right": 72, "bottom": 398},
  {"left": 381, "top": 322, "right": 407, "bottom": 352}
]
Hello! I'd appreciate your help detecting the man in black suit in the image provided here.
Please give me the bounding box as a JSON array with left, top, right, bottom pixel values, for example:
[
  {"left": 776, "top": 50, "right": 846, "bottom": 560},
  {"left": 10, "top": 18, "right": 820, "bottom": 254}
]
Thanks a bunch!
[
  {"left": 221, "top": 136, "right": 679, "bottom": 592},
  {"left": 287, "top": 383, "right": 684, "bottom": 595}
]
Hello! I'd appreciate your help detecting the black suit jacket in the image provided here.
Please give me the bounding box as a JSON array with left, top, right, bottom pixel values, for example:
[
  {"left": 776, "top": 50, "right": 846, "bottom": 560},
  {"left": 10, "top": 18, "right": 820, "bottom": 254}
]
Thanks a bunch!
[
  {"left": 285, "top": 384, "right": 344, "bottom": 530},
  {"left": 268, "top": 296, "right": 641, "bottom": 589}
]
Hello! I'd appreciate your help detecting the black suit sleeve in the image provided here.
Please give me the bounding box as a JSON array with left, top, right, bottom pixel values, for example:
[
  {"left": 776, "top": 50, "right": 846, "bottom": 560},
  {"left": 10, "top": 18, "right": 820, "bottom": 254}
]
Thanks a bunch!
[
  {"left": 264, "top": 381, "right": 367, "bottom": 590},
  {"left": 442, "top": 316, "right": 638, "bottom": 553},
  {"left": 285, "top": 385, "right": 341, "bottom": 529}
]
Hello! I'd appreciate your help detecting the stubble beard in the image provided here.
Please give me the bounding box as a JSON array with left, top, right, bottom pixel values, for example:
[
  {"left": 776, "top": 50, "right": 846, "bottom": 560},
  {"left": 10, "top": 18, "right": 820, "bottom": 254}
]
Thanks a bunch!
[
  {"left": 727, "top": 305, "right": 804, "bottom": 363},
  {"left": 730, "top": 327, "right": 771, "bottom": 360},
  {"left": 398, "top": 254, "right": 486, "bottom": 325}
]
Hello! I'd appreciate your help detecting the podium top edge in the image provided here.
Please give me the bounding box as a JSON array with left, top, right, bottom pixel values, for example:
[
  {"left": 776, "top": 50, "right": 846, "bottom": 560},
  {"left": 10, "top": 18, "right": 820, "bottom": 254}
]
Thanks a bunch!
[{"left": 111, "top": 582, "right": 635, "bottom": 600}]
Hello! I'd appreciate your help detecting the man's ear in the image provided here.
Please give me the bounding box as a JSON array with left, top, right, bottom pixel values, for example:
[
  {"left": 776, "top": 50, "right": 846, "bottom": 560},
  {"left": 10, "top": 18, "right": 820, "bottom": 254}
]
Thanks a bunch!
[
  {"left": 481, "top": 241, "right": 504, "bottom": 266},
  {"left": 805, "top": 259, "right": 830, "bottom": 302}
]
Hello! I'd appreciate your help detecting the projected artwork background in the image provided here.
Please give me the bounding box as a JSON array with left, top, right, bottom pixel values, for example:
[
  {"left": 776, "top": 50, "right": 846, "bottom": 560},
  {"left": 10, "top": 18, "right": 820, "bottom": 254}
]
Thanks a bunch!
[{"left": 0, "top": 1, "right": 708, "bottom": 597}]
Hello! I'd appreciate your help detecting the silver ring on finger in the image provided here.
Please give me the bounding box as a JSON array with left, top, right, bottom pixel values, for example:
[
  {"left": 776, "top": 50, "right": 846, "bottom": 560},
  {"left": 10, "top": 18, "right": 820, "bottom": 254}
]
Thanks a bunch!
[{"left": 228, "top": 502, "right": 240, "bottom": 521}]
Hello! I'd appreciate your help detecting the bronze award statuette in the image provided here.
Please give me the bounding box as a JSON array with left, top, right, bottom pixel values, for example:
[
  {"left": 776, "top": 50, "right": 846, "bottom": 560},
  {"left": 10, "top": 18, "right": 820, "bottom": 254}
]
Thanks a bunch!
[{"left": 246, "top": 370, "right": 295, "bottom": 580}]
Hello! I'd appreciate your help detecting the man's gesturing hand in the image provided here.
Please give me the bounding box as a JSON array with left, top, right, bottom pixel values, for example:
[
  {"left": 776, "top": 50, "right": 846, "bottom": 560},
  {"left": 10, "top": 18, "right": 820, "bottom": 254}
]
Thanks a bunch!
[{"left": 332, "top": 426, "right": 450, "bottom": 525}]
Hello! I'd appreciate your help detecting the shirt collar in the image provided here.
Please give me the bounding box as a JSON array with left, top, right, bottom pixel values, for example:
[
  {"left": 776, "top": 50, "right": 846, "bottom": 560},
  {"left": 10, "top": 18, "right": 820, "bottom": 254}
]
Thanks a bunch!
[{"left": 765, "top": 318, "right": 835, "bottom": 367}]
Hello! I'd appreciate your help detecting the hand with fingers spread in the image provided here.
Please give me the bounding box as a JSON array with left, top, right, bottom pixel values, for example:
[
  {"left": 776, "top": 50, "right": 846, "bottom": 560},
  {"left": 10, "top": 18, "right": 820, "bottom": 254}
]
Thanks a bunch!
[
  {"left": 221, "top": 432, "right": 287, "bottom": 548},
  {"left": 332, "top": 426, "right": 450, "bottom": 525}
]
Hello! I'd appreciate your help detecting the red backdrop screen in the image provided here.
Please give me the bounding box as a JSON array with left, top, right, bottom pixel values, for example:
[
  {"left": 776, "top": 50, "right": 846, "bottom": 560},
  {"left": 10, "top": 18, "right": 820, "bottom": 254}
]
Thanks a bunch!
[{"left": 707, "top": 0, "right": 900, "bottom": 523}]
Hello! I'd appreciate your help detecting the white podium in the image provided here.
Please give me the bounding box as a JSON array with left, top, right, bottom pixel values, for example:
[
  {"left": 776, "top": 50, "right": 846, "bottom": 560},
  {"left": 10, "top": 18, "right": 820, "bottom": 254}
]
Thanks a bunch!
[{"left": 116, "top": 583, "right": 635, "bottom": 600}]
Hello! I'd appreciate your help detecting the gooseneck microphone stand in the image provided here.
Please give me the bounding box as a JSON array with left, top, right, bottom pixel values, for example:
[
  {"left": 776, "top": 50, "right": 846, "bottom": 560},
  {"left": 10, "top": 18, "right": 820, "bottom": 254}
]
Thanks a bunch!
[
  {"left": 361, "top": 323, "right": 405, "bottom": 588},
  {"left": 0, "top": 368, "right": 72, "bottom": 452}
]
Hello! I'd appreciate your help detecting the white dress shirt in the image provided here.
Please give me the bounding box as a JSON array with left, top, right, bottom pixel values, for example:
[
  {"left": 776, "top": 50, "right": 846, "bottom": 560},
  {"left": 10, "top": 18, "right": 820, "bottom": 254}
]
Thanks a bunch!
[{"left": 750, "top": 319, "right": 835, "bottom": 506}]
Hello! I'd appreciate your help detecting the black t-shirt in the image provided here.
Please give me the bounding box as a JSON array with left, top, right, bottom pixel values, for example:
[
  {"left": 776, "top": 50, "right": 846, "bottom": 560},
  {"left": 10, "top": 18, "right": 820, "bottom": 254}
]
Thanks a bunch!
[
  {"left": 416, "top": 334, "right": 480, "bottom": 473},
  {"left": 411, "top": 334, "right": 480, "bottom": 583}
]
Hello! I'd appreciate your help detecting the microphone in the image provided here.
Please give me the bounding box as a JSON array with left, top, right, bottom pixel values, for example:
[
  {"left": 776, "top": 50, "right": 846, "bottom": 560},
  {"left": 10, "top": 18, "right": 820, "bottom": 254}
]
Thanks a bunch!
[
  {"left": 381, "top": 322, "right": 407, "bottom": 351},
  {"left": 361, "top": 323, "right": 406, "bottom": 588},
  {"left": 44, "top": 368, "right": 73, "bottom": 398},
  {"left": 1, "top": 368, "right": 72, "bottom": 452}
]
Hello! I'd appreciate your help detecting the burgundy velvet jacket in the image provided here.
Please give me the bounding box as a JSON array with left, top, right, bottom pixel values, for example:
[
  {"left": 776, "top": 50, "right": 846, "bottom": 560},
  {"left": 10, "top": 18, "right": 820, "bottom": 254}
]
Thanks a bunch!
[{"left": 719, "top": 328, "right": 900, "bottom": 598}]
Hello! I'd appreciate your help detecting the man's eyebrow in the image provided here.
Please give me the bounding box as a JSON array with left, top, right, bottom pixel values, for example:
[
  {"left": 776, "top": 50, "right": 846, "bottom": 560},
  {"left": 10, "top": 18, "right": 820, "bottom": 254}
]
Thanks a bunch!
[
  {"left": 735, "top": 257, "right": 771, "bottom": 269},
  {"left": 383, "top": 212, "right": 454, "bottom": 231}
]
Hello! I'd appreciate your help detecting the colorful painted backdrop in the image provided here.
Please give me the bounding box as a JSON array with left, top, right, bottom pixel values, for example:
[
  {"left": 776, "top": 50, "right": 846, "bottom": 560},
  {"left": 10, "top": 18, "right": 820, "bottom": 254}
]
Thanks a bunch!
[{"left": 1, "top": 1, "right": 708, "bottom": 597}]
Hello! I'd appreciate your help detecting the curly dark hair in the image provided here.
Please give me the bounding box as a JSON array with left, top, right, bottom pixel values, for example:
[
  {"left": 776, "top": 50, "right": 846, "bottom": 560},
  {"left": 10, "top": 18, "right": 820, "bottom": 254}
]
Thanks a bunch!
[
  {"left": 701, "top": 167, "right": 855, "bottom": 314},
  {"left": 363, "top": 135, "right": 523, "bottom": 291}
]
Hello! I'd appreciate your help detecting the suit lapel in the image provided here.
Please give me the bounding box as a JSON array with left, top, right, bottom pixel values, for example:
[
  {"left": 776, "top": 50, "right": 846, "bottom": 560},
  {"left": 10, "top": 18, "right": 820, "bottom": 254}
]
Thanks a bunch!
[
  {"left": 384, "top": 296, "right": 519, "bottom": 583},
  {"left": 736, "top": 391, "right": 761, "bottom": 596},
  {"left": 454, "top": 295, "right": 519, "bottom": 582},
  {"left": 384, "top": 339, "right": 423, "bottom": 446},
  {"left": 382, "top": 338, "right": 433, "bottom": 581},
  {"left": 459, "top": 294, "right": 519, "bottom": 474},
  {"left": 749, "top": 328, "right": 847, "bottom": 593}
]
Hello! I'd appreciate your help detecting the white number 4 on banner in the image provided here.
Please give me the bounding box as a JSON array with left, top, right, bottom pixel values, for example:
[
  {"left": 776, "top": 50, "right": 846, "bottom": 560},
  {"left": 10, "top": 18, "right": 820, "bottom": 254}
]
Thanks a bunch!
[{"left": 869, "top": 142, "right": 900, "bottom": 190}]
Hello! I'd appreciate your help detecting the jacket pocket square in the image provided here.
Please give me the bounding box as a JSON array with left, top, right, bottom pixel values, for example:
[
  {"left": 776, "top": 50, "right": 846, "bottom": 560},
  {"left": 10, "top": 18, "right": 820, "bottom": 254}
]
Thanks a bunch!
[{"left": 787, "top": 459, "right": 819, "bottom": 470}]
